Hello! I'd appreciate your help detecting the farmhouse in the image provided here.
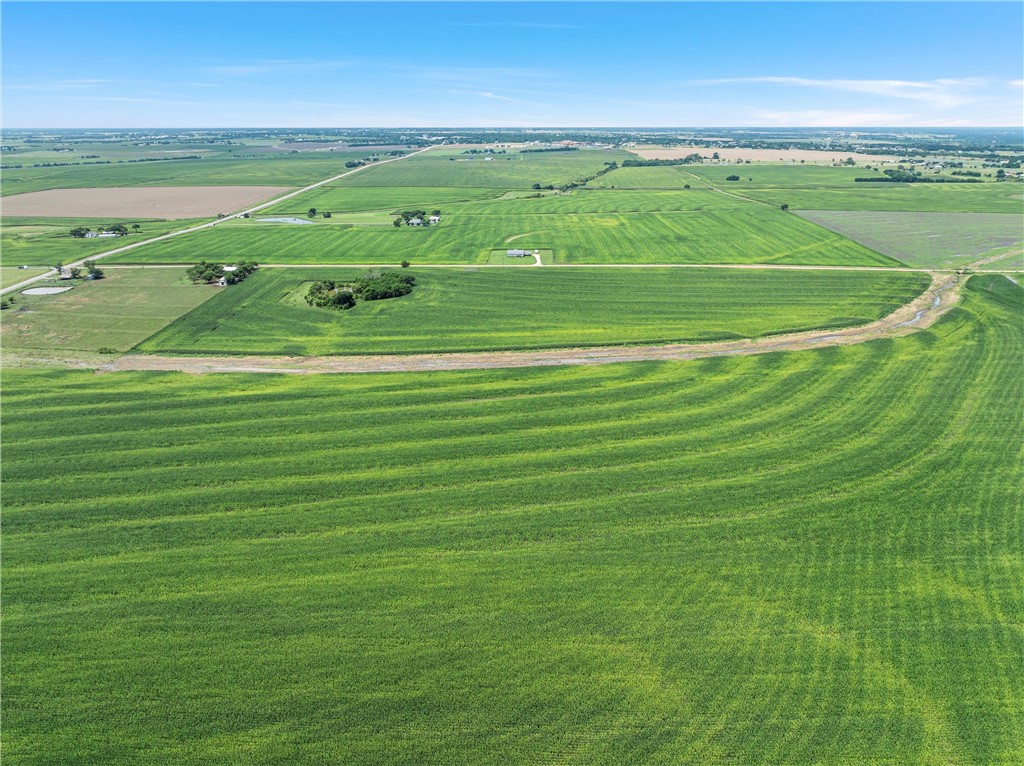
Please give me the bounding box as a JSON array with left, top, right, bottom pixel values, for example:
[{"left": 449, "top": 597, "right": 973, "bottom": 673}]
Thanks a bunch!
[
  {"left": 407, "top": 218, "right": 424, "bottom": 226},
  {"left": 507, "top": 249, "right": 529, "bottom": 257},
  {"left": 428, "top": 215, "right": 441, "bottom": 224},
  {"left": 84, "top": 231, "right": 98, "bottom": 238}
]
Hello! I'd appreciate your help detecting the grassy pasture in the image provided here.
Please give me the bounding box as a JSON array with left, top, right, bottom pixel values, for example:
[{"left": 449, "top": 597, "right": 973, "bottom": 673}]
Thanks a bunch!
[
  {"left": 3, "top": 277, "right": 1021, "bottom": 765},
  {"left": 105, "top": 208, "right": 899, "bottom": 267},
  {"left": 592, "top": 164, "right": 1024, "bottom": 213},
  {"left": 335, "top": 148, "right": 633, "bottom": 188},
  {"left": 258, "top": 185, "right": 505, "bottom": 216},
  {"left": 0, "top": 267, "right": 50, "bottom": 290},
  {"left": 0, "top": 154, "right": 369, "bottom": 196},
  {"left": 0, "top": 217, "right": 206, "bottom": 266},
  {"left": 444, "top": 188, "right": 728, "bottom": 214},
  {"left": 795, "top": 211, "right": 1024, "bottom": 269},
  {"left": 138, "top": 267, "right": 929, "bottom": 356},
  {"left": 0, "top": 268, "right": 219, "bottom": 352}
]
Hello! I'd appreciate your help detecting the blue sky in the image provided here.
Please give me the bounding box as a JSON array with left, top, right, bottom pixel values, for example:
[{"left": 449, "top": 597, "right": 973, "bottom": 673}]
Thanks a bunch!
[{"left": 3, "top": 2, "right": 1022, "bottom": 128}]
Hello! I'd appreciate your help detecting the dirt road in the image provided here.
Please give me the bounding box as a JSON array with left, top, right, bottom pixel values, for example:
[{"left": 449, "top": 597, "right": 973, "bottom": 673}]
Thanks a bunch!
[{"left": 98, "top": 272, "right": 963, "bottom": 375}]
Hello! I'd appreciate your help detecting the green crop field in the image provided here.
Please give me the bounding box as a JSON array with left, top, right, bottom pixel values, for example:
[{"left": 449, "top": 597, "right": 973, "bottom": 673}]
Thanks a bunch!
[
  {"left": 0, "top": 217, "right": 206, "bottom": 266},
  {"left": 0, "top": 154, "right": 370, "bottom": 195},
  {"left": 335, "top": 148, "right": 633, "bottom": 188},
  {"left": 258, "top": 185, "right": 506, "bottom": 216},
  {"left": 593, "top": 164, "right": 1024, "bottom": 213},
  {"left": 138, "top": 267, "right": 929, "bottom": 356},
  {"left": 105, "top": 207, "right": 899, "bottom": 267},
  {"left": 795, "top": 211, "right": 1024, "bottom": 269},
  {"left": 1, "top": 268, "right": 220, "bottom": 352},
  {"left": 3, "top": 276, "right": 1021, "bottom": 765}
]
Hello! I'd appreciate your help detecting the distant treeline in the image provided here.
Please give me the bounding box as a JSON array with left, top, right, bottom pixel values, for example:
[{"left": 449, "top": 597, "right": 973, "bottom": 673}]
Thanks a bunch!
[
  {"left": 16, "top": 155, "right": 205, "bottom": 170},
  {"left": 520, "top": 147, "right": 579, "bottom": 154},
  {"left": 855, "top": 169, "right": 981, "bottom": 183},
  {"left": 621, "top": 154, "right": 703, "bottom": 167}
]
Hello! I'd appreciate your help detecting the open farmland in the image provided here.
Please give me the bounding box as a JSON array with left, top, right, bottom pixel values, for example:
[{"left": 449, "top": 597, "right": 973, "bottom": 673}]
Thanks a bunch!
[
  {"left": 138, "top": 267, "right": 929, "bottom": 356},
  {"left": 1, "top": 186, "right": 290, "bottom": 219},
  {"left": 3, "top": 277, "right": 1021, "bottom": 765},
  {"left": 334, "top": 148, "right": 633, "bottom": 188},
  {"left": 629, "top": 145, "right": 897, "bottom": 163},
  {"left": 795, "top": 211, "right": 1024, "bottom": 269},
  {"left": 0, "top": 217, "right": 207, "bottom": 266},
  {"left": 104, "top": 207, "right": 899, "bottom": 267},
  {"left": 594, "top": 163, "right": 1024, "bottom": 213},
  {"left": 0, "top": 153, "right": 375, "bottom": 196},
  {"left": 259, "top": 185, "right": 503, "bottom": 216},
  {"left": 1, "top": 268, "right": 219, "bottom": 352}
]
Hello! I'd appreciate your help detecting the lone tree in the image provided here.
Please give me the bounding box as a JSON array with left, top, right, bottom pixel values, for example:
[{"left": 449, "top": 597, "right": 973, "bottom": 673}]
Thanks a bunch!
[
  {"left": 393, "top": 217, "right": 402, "bottom": 227},
  {"left": 70, "top": 227, "right": 91, "bottom": 238},
  {"left": 308, "top": 207, "right": 318, "bottom": 218},
  {"left": 84, "top": 260, "right": 104, "bottom": 279},
  {"left": 131, "top": 223, "right": 141, "bottom": 233},
  {"left": 725, "top": 175, "right": 740, "bottom": 181},
  {"left": 781, "top": 203, "right": 789, "bottom": 211}
]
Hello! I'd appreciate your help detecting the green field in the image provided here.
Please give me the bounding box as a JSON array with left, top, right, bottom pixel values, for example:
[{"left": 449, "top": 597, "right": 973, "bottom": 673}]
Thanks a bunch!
[
  {"left": 0, "top": 217, "right": 206, "bottom": 266},
  {"left": 795, "top": 211, "right": 1024, "bottom": 269},
  {"left": 3, "top": 276, "right": 1021, "bottom": 765},
  {"left": 258, "top": 185, "right": 506, "bottom": 216},
  {"left": 1, "top": 268, "right": 220, "bottom": 352},
  {"left": 0, "top": 154, "right": 370, "bottom": 195},
  {"left": 105, "top": 207, "right": 900, "bottom": 267},
  {"left": 0, "top": 267, "right": 50, "bottom": 290},
  {"left": 335, "top": 148, "right": 633, "bottom": 188},
  {"left": 591, "top": 164, "right": 1024, "bottom": 213},
  {"left": 138, "top": 267, "right": 929, "bottom": 355}
]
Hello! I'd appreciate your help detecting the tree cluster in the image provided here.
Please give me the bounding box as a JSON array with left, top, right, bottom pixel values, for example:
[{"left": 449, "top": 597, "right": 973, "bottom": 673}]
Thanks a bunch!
[
  {"left": 621, "top": 154, "right": 703, "bottom": 167},
  {"left": 393, "top": 209, "right": 441, "bottom": 227},
  {"left": 519, "top": 146, "right": 578, "bottom": 153},
  {"left": 186, "top": 260, "right": 259, "bottom": 285},
  {"left": 855, "top": 169, "right": 981, "bottom": 184},
  {"left": 306, "top": 272, "right": 416, "bottom": 310}
]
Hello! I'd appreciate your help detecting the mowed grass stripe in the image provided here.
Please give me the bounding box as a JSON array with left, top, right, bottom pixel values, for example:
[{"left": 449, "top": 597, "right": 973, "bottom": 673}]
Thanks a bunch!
[{"left": 3, "top": 277, "right": 1021, "bottom": 764}]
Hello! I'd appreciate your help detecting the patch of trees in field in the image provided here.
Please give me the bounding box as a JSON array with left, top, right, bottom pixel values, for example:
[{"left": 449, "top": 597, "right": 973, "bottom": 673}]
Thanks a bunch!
[
  {"left": 187, "top": 260, "right": 259, "bottom": 285},
  {"left": 520, "top": 147, "right": 579, "bottom": 153},
  {"left": 620, "top": 154, "right": 703, "bottom": 167},
  {"left": 306, "top": 272, "right": 416, "bottom": 310},
  {"left": 855, "top": 169, "right": 982, "bottom": 183}
]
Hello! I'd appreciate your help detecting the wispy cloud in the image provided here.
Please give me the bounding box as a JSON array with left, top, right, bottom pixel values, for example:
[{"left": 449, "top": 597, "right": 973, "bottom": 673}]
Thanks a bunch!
[
  {"left": 452, "top": 90, "right": 552, "bottom": 109},
  {"left": 207, "top": 60, "right": 348, "bottom": 77},
  {"left": 689, "top": 76, "right": 987, "bottom": 109},
  {"left": 6, "top": 79, "right": 109, "bottom": 92},
  {"left": 403, "top": 66, "right": 551, "bottom": 86},
  {"left": 753, "top": 109, "right": 921, "bottom": 127}
]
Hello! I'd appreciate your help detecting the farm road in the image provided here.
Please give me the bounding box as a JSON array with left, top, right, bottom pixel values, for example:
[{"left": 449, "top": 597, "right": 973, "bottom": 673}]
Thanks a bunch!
[
  {"left": 100, "top": 271, "right": 965, "bottom": 375},
  {"left": 0, "top": 146, "right": 436, "bottom": 296}
]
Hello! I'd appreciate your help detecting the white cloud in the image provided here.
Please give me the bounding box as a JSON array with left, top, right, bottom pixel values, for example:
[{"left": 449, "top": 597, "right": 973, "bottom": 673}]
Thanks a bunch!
[{"left": 690, "top": 76, "right": 986, "bottom": 109}]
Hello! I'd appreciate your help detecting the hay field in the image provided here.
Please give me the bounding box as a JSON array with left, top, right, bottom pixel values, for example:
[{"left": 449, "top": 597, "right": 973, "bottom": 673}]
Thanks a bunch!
[{"left": 1, "top": 186, "right": 289, "bottom": 219}]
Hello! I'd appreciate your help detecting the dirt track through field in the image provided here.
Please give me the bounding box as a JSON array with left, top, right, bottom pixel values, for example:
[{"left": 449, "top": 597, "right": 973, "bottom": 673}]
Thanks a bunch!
[{"left": 97, "top": 272, "right": 963, "bottom": 375}]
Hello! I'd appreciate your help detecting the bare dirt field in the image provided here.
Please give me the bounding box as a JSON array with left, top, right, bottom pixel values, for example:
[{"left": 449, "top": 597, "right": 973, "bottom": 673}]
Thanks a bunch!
[
  {"left": 629, "top": 146, "right": 896, "bottom": 164},
  {"left": 0, "top": 186, "right": 291, "bottom": 219}
]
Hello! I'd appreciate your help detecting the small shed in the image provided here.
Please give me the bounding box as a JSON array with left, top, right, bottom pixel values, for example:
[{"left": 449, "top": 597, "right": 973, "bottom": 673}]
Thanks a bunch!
[{"left": 428, "top": 215, "right": 441, "bottom": 224}]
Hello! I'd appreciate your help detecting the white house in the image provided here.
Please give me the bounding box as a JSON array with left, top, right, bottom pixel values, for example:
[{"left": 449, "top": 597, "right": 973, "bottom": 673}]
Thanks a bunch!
[
  {"left": 507, "top": 249, "right": 529, "bottom": 257},
  {"left": 407, "top": 218, "right": 424, "bottom": 226},
  {"left": 84, "top": 231, "right": 99, "bottom": 238},
  {"left": 428, "top": 215, "right": 441, "bottom": 224}
]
